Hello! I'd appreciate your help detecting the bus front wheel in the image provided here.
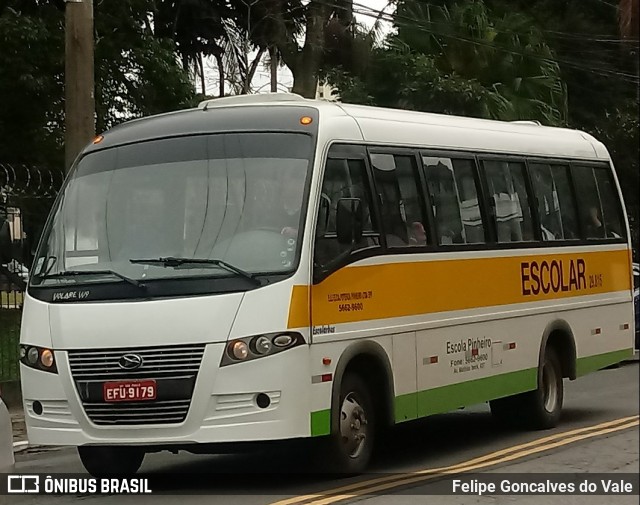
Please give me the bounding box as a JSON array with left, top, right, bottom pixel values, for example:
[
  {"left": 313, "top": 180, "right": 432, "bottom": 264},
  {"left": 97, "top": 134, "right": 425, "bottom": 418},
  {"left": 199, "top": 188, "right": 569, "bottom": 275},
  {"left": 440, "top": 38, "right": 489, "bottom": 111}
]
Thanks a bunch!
[
  {"left": 78, "top": 446, "right": 144, "bottom": 477},
  {"left": 324, "top": 373, "right": 376, "bottom": 474}
]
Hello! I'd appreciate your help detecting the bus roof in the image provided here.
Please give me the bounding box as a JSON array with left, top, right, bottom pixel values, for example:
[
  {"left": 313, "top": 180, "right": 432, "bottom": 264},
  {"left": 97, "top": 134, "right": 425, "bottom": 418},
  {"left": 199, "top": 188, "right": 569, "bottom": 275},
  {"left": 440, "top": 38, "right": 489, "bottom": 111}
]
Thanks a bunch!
[{"left": 90, "top": 93, "right": 609, "bottom": 161}]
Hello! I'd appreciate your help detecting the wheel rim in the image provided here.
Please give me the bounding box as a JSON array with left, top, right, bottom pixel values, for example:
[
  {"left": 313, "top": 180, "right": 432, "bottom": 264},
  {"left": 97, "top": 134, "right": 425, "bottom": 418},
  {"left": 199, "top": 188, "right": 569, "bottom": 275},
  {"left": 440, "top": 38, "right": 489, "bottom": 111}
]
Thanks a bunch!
[
  {"left": 542, "top": 361, "right": 558, "bottom": 412},
  {"left": 339, "top": 392, "right": 369, "bottom": 459}
]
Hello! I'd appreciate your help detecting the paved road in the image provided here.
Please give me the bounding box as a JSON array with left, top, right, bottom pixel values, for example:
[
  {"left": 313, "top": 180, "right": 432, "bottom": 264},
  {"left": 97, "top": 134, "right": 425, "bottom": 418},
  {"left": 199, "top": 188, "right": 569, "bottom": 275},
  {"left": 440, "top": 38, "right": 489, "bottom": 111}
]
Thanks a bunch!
[{"left": 6, "top": 360, "right": 638, "bottom": 505}]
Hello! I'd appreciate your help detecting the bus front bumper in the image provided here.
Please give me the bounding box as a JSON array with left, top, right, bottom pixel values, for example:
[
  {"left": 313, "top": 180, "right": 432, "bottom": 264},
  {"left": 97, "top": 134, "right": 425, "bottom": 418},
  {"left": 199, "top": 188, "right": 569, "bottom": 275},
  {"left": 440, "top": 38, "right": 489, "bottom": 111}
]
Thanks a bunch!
[{"left": 21, "top": 343, "right": 311, "bottom": 447}]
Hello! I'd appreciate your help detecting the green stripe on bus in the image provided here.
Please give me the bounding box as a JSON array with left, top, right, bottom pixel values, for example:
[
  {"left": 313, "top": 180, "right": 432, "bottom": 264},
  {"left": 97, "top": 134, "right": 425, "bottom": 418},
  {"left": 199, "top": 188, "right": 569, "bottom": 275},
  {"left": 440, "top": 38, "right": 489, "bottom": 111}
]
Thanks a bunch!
[
  {"left": 311, "top": 409, "right": 331, "bottom": 436},
  {"left": 417, "top": 368, "right": 538, "bottom": 420},
  {"left": 576, "top": 348, "right": 633, "bottom": 376},
  {"left": 316, "top": 349, "right": 633, "bottom": 432},
  {"left": 393, "top": 368, "right": 538, "bottom": 423},
  {"left": 394, "top": 392, "right": 419, "bottom": 422}
]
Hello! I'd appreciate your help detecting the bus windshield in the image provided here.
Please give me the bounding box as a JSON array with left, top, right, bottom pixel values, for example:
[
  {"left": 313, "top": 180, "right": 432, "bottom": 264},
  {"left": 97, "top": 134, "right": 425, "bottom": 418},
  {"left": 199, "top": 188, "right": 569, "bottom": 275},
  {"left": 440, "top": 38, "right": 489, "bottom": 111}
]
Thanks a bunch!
[{"left": 31, "top": 132, "right": 312, "bottom": 288}]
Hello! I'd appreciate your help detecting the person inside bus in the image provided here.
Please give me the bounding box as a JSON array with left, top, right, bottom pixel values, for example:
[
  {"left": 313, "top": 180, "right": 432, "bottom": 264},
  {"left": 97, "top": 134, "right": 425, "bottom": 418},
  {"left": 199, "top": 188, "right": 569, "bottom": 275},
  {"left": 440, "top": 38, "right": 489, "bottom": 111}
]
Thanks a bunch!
[
  {"left": 409, "top": 221, "right": 427, "bottom": 245},
  {"left": 585, "top": 205, "right": 605, "bottom": 238}
]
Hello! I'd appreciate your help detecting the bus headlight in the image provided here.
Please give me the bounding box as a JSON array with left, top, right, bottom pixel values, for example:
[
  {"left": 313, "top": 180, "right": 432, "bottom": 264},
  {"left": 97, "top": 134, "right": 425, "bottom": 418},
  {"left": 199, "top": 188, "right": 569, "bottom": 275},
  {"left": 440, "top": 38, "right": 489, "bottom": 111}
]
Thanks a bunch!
[
  {"left": 253, "top": 336, "right": 272, "bottom": 355},
  {"left": 230, "top": 341, "right": 249, "bottom": 360},
  {"left": 222, "top": 332, "right": 305, "bottom": 366},
  {"left": 19, "top": 344, "right": 58, "bottom": 374}
]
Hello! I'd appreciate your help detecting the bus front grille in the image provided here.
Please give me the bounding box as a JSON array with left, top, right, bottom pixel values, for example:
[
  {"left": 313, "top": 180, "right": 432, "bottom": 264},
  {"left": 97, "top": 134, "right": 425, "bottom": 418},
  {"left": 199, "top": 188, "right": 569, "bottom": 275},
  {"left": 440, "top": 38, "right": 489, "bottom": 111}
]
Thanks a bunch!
[
  {"left": 67, "top": 344, "right": 206, "bottom": 426},
  {"left": 67, "top": 344, "right": 206, "bottom": 381}
]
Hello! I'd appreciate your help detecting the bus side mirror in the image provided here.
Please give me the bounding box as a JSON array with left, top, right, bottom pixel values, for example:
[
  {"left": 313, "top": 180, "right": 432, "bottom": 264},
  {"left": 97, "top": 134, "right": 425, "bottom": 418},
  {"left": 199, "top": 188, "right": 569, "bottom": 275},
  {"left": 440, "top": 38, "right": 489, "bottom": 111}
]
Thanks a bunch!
[{"left": 336, "top": 198, "right": 363, "bottom": 245}]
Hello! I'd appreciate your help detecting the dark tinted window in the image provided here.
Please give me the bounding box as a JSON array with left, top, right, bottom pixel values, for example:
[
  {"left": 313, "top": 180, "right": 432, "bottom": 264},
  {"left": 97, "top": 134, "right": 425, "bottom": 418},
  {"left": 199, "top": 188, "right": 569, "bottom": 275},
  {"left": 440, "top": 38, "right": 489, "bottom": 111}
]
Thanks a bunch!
[
  {"left": 423, "top": 156, "right": 484, "bottom": 244},
  {"left": 593, "top": 167, "right": 625, "bottom": 238},
  {"left": 314, "top": 158, "right": 380, "bottom": 271},
  {"left": 371, "top": 153, "right": 427, "bottom": 247},
  {"left": 483, "top": 160, "right": 534, "bottom": 243},
  {"left": 572, "top": 165, "right": 624, "bottom": 239},
  {"left": 530, "top": 163, "right": 579, "bottom": 240}
]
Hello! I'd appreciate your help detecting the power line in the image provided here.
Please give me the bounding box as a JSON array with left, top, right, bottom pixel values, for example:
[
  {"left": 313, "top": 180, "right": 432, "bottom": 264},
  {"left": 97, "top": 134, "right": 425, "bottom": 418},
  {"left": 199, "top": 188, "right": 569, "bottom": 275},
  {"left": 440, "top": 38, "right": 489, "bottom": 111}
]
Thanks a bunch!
[{"left": 328, "top": 0, "right": 640, "bottom": 84}]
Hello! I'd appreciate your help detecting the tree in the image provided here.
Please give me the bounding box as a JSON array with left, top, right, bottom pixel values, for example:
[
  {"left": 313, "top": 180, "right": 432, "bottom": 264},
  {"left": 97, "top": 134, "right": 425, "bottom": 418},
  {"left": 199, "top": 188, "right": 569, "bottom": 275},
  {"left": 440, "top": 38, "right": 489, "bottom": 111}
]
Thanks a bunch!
[
  {"left": 328, "top": 0, "right": 567, "bottom": 124},
  {"left": 242, "top": 0, "right": 356, "bottom": 97},
  {"left": 0, "top": 0, "right": 196, "bottom": 165},
  {"left": 0, "top": 4, "right": 65, "bottom": 166}
]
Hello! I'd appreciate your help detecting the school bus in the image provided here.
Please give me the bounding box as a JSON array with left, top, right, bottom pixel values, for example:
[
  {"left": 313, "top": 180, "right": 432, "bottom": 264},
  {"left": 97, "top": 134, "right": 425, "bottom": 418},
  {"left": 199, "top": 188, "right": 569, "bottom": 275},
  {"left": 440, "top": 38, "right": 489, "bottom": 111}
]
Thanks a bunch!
[{"left": 19, "top": 94, "right": 634, "bottom": 475}]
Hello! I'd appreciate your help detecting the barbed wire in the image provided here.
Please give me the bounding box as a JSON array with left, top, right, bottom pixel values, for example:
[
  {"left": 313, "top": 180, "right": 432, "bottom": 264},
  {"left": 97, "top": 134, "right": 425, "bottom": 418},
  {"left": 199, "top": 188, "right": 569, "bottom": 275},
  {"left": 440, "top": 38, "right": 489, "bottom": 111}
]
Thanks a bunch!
[{"left": 0, "top": 163, "right": 64, "bottom": 199}]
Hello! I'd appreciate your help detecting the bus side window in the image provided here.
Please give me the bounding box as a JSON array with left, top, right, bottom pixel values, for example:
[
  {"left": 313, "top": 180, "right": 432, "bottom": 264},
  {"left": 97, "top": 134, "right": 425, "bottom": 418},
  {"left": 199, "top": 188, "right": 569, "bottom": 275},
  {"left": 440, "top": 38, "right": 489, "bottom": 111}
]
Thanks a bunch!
[
  {"left": 482, "top": 160, "right": 535, "bottom": 243},
  {"left": 529, "top": 163, "right": 579, "bottom": 241},
  {"left": 314, "top": 158, "right": 379, "bottom": 271},
  {"left": 370, "top": 153, "right": 427, "bottom": 247},
  {"left": 572, "top": 165, "right": 612, "bottom": 239},
  {"left": 592, "top": 167, "right": 625, "bottom": 239},
  {"left": 423, "top": 157, "right": 484, "bottom": 245}
]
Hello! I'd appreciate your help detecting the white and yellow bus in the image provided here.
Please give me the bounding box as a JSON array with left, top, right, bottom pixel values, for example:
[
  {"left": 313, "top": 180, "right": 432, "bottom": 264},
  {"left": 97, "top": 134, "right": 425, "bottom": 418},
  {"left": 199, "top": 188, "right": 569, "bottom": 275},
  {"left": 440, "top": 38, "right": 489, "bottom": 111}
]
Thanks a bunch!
[{"left": 19, "top": 94, "right": 635, "bottom": 475}]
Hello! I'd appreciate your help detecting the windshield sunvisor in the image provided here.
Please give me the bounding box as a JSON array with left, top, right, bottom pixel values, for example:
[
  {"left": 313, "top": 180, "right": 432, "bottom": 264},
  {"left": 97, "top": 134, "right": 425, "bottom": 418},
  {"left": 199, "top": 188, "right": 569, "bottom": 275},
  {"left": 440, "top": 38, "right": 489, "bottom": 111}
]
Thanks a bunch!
[{"left": 48, "top": 293, "right": 243, "bottom": 349}]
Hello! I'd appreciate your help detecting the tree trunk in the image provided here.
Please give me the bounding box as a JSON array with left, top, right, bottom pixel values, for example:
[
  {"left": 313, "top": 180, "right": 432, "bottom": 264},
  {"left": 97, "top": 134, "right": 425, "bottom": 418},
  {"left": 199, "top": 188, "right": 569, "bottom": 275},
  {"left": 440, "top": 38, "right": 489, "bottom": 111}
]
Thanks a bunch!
[
  {"left": 291, "top": 66, "right": 319, "bottom": 98},
  {"left": 214, "top": 53, "right": 225, "bottom": 97},
  {"left": 269, "top": 46, "right": 278, "bottom": 92},
  {"left": 289, "top": 2, "right": 328, "bottom": 98},
  {"left": 243, "top": 47, "right": 267, "bottom": 94}
]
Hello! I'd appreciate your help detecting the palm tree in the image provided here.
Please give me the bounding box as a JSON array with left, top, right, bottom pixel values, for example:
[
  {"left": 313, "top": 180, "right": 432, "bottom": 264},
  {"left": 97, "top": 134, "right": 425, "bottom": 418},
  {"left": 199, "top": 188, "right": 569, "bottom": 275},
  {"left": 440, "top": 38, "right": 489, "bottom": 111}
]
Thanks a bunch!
[{"left": 392, "top": 0, "right": 567, "bottom": 124}]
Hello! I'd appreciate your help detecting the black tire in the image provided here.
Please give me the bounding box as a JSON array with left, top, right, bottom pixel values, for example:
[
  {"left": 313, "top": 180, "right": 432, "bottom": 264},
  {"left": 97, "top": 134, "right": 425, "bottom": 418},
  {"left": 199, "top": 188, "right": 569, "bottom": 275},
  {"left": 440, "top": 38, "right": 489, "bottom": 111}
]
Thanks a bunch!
[
  {"left": 78, "top": 446, "right": 145, "bottom": 477},
  {"left": 490, "top": 347, "right": 564, "bottom": 429},
  {"left": 322, "top": 373, "right": 376, "bottom": 475},
  {"left": 520, "top": 347, "right": 564, "bottom": 429}
]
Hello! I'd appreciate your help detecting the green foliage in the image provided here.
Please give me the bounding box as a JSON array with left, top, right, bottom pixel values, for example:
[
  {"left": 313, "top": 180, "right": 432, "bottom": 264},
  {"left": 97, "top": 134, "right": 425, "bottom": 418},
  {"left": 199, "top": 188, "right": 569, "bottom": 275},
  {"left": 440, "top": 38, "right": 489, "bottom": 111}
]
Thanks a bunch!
[
  {"left": 0, "top": 1, "right": 195, "bottom": 165},
  {"left": 329, "top": 0, "right": 567, "bottom": 125},
  {"left": 0, "top": 6, "right": 64, "bottom": 166}
]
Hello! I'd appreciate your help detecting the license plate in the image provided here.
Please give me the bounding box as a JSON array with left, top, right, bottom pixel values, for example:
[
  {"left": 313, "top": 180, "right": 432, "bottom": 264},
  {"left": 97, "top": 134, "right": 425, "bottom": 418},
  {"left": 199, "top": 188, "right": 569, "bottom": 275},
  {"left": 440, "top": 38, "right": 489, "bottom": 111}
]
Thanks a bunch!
[{"left": 103, "top": 380, "right": 156, "bottom": 402}]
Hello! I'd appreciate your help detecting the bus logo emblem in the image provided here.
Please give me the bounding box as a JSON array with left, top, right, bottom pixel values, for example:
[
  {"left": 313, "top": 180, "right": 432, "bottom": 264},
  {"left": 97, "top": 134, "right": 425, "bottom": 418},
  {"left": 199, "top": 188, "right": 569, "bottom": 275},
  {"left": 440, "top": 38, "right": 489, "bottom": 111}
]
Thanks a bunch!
[{"left": 118, "top": 354, "right": 143, "bottom": 370}]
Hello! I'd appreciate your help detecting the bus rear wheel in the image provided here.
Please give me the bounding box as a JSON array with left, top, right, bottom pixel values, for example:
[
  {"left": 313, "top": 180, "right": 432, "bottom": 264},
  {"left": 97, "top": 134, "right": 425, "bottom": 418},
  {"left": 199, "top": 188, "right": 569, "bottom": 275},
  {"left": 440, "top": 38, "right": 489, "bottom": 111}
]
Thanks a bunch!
[
  {"left": 489, "top": 347, "right": 563, "bottom": 429},
  {"left": 522, "top": 347, "right": 564, "bottom": 429},
  {"left": 324, "top": 373, "right": 376, "bottom": 474},
  {"left": 78, "top": 446, "right": 145, "bottom": 477}
]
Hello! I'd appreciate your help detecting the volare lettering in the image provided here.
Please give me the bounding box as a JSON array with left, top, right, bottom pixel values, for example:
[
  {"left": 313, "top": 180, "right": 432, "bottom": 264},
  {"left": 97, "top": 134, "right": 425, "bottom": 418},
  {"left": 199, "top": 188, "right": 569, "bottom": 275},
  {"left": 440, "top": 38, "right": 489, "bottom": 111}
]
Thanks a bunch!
[
  {"left": 521, "top": 259, "right": 587, "bottom": 296},
  {"left": 52, "top": 290, "right": 90, "bottom": 302}
]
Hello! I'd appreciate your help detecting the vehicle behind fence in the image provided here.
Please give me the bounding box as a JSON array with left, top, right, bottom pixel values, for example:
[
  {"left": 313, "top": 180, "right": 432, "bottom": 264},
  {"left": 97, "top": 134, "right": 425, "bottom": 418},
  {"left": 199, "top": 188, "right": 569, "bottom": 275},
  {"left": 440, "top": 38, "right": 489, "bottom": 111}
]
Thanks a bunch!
[{"left": 1, "top": 162, "right": 61, "bottom": 383}]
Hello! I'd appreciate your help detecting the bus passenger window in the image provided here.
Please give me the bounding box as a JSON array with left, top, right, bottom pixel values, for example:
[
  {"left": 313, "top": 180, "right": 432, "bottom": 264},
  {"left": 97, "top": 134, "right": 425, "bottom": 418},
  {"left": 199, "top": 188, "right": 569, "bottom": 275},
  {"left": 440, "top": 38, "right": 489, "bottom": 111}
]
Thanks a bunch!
[
  {"left": 530, "top": 163, "right": 578, "bottom": 241},
  {"left": 593, "top": 169, "right": 624, "bottom": 238},
  {"left": 423, "top": 157, "right": 484, "bottom": 245},
  {"left": 314, "top": 158, "right": 379, "bottom": 271},
  {"left": 370, "top": 153, "right": 427, "bottom": 247},
  {"left": 573, "top": 165, "right": 625, "bottom": 239},
  {"left": 483, "top": 160, "right": 534, "bottom": 243},
  {"left": 573, "top": 166, "right": 608, "bottom": 239}
]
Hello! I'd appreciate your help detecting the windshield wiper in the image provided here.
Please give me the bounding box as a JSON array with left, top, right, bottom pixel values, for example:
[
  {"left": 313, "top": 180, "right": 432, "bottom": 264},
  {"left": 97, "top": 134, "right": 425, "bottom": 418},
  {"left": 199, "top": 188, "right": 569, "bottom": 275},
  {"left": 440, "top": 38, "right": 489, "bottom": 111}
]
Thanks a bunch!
[
  {"left": 39, "top": 269, "right": 144, "bottom": 288},
  {"left": 129, "top": 257, "right": 261, "bottom": 286}
]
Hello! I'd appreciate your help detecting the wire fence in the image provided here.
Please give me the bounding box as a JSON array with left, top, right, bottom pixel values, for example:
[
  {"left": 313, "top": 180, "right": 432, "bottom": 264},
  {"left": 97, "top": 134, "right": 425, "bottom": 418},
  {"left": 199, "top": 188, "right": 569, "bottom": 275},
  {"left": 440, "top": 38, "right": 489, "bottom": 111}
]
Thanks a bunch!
[
  {"left": 0, "top": 309, "right": 21, "bottom": 382},
  {"left": 1, "top": 162, "right": 60, "bottom": 382}
]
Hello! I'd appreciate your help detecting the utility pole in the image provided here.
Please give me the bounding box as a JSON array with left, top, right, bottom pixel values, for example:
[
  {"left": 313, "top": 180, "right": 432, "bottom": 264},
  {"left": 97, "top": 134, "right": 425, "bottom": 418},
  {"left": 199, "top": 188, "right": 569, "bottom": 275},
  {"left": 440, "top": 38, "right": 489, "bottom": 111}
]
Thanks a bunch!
[{"left": 65, "top": 0, "right": 95, "bottom": 172}]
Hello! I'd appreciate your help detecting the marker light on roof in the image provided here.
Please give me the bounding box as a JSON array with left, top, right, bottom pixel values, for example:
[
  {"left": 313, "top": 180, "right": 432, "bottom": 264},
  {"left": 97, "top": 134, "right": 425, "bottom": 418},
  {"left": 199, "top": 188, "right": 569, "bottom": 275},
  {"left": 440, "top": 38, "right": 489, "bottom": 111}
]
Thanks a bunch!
[
  {"left": 300, "top": 116, "right": 313, "bottom": 125},
  {"left": 92, "top": 135, "right": 104, "bottom": 144}
]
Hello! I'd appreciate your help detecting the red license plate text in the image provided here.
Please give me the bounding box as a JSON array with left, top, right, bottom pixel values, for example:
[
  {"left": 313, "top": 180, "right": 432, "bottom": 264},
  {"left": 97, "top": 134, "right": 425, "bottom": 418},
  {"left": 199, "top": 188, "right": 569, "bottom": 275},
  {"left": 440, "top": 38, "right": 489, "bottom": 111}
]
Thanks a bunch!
[{"left": 103, "top": 380, "right": 157, "bottom": 402}]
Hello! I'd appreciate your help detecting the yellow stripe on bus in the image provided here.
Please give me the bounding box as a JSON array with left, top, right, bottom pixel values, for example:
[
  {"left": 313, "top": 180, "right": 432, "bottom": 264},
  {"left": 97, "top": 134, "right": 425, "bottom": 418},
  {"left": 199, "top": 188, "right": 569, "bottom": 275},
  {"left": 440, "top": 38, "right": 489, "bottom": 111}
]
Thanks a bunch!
[{"left": 288, "top": 249, "right": 630, "bottom": 328}]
